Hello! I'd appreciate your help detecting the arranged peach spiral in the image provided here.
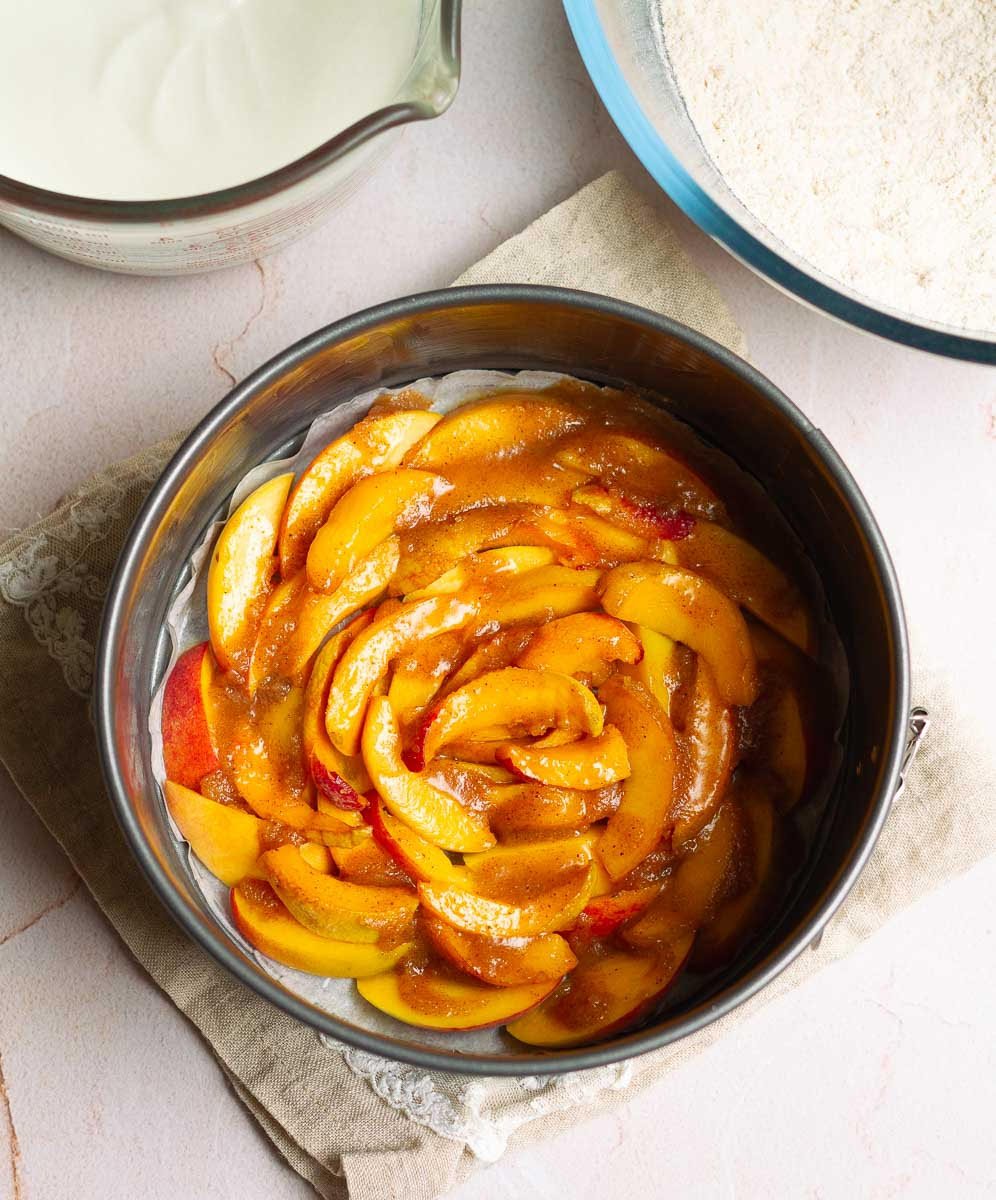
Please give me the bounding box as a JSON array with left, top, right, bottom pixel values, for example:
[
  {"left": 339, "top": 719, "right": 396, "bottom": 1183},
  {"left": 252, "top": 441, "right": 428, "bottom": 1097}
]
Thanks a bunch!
[{"left": 161, "top": 383, "right": 827, "bottom": 1047}]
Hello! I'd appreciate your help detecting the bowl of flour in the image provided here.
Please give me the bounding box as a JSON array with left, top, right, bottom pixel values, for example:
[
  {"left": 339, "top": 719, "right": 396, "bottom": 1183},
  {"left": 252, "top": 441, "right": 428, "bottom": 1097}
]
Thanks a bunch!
[{"left": 564, "top": 0, "right": 995, "bottom": 363}]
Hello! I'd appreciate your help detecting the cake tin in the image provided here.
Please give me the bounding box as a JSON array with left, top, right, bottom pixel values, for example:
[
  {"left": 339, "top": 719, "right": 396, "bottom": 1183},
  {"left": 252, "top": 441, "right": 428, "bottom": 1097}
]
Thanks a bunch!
[
  {"left": 95, "top": 285, "right": 911, "bottom": 1075},
  {"left": 564, "top": 0, "right": 996, "bottom": 364},
  {"left": 0, "top": 0, "right": 461, "bottom": 275}
]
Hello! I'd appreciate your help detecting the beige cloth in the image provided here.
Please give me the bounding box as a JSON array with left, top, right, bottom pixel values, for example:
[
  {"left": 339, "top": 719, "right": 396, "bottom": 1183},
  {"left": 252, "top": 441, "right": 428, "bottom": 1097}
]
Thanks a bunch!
[{"left": 0, "top": 171, "right": 993, "bottom": 1200}]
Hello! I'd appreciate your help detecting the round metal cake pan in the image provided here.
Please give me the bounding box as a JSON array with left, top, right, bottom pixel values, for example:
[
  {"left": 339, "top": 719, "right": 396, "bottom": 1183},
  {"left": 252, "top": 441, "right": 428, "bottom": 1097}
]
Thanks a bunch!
[{"left": 94, "top": 285, "right": 910, "bottom": 1075}]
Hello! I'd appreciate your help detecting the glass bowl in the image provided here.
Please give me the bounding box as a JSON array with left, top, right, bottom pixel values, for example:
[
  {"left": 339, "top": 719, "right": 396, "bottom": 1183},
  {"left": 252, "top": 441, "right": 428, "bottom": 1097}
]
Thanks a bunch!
[
  {"left": 0, "top": 1, "right": 461, "bottom": 275},
  {"left": 564, "top": 0, "right": 996, "bottom": 364}
]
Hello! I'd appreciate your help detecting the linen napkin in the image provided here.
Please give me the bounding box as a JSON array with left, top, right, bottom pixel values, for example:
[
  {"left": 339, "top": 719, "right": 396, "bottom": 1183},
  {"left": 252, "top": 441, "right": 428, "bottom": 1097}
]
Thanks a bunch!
[{"left": 0, "top": 171, "right": 993, "bottom": 1200}]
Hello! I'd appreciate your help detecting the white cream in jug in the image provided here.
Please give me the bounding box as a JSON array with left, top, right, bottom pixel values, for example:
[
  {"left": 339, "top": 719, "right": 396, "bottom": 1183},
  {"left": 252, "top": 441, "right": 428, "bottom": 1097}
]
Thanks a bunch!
[{"left": 0, "top": 0, "right": 421, "bottom": 201}]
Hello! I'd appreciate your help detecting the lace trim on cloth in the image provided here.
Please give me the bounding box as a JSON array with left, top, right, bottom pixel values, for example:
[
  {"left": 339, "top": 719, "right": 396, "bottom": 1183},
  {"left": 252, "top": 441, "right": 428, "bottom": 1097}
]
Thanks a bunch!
[
  {"left": 0, "top": 503, "right": 119, "bottom": 696},
  {"left": 0, "top": 457, "right": 164, "bottom": 697},
  {"left": 325, "top": 1038, "right": 633, "bottom": 1164}
]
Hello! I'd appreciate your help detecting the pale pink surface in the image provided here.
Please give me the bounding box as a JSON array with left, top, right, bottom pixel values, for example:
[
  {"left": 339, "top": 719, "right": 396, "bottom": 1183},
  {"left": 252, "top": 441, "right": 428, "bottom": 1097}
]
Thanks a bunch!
[{"left": 1, "top": 4, "right": 995, "bottom": 1199}]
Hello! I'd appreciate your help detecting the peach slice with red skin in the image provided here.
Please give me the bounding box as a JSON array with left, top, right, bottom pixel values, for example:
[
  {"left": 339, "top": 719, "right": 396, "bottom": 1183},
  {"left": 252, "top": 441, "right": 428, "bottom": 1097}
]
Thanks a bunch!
[
  {"left": 162, "top": 642, "right": 219, "bottom": 788},
  {"left": 519, "top": 507, "right": 651, "bottom": 568},
  {"left": 361, "top": 696, "right": 495, "bottom": 853},
  {"left": 261, "top": 844, "right": 417, "bottom": 944},
  {"left": 232, "top": 880, "right": 411, "bottom": 977},
  {"left": 403, "top": 392, "right": 586, "bottom": 471},
  {"left": 415, "top": 667, "right": 604, "bottom": 769},
  {"left": 569, "top": 482, "right": 694, "bottom": 546},
  {"left": 357, "top": 960, "right": 558, "bottom": 1032},
  {"left": 515, "top": 612, "right": 642, "bottom": 686},
  {"left": 597, "top": 676, "right": 677, "bottom": 881},
  {"left": 366, "top": 795, "right": 467, "bottom": 885},
  {"left": 423, "top": 915, "right": 577, "bottom": 986},
  {"left": 418, "top": 862, "right": 595, "bottom": 939},
  {"left": 506, "top": 931, "right": 694, "bottom": 1048},
  {"left": 327, "top": 595, "right": 476, "bottom": 756},
  {"left": 670, "top": 657, "right": 737, "bottom": 848},
  {"left": 278, "top": 408, "right": 441, "bottom": 576},
  {"left": 497, "top": 726, "right": 631, "bottom": 790},
  {"left": 573, "top": 885, "right": 662, "bottom": 940},
  {"left": 329, "top": 835, "right": 414, "bottom": 888},
  {"left": 599, "top": 561, "right": 758, "bottom": 706},
  {"left": 307, "top": 468, "right": 449, "bottom": 594},
  {"left": 207, "top": 472, "right": 293, "bottom": 676},
  {"left": 555, "top": 430, "right": 725, "bottom": 521}
]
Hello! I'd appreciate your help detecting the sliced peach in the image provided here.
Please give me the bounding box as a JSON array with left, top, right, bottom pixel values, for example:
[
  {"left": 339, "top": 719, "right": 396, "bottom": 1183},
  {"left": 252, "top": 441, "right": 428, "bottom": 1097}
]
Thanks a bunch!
[
  {"left": 416, "top": 667, "right": 604, "bottom": 768},
  {"left": 387, "top": 630, "right": 466, "bottom": 726},
  {"left": 366, "top": 795, "right": 466, "bottom": 885},
  {"left": 461, "top": 834, "right": 598, "bottom": 892},
  {"left": 162, "top": 642, "right": 219, "bottom": 788},
  {"left": 306, "top": 469, "right": 449, "bottom": 594},
  {"left": 625, "top": 802, "right": 742, "bottom": 945},
  {"left": 163, "top": 780, "right": 265, "bottom": 886},
  {"left": 207, "top": 472, "right": 293, "bottom": 676},
  {"left": 302, "top": 611, "right": 374, "bottom": 804},
  {"left": 403, "top": 392, "right": 586, "bottom": 471},
  {"left": 671, "top": 657, "right": 736, "bottom": 848},
  {"left": 498, "top": 726, "right": 631, "bottom": 790},
  {"left": 327, "top": 595, "right": 475, "bottom": 756},
  {"left": 515, "top": 612, "right": 642, "bottom": 686},
  {"left": 620, "top": 624, "right": 679, "bottom": 714},
  {"left": 569, "top": 482, "right": 693, "bottom": 547},
  {"left": 231, "top": 879, "right": 411, "bottom": 977},
  {"left": 675, "top": 522, "right": 814, "bottom": 655},
  {"left": 596, "top": 676, "right": 677, "bottom": 881},
  {"left": 477, "top": 565, "right": 602, "bottom": 627},
  {"left": 249, "top": 539, "right": 400, "bottom": 695},
  {"left": 329, "top": 836, "right": 414, "bottom": 887},
  {"left": 427, "top": 460, "right": 592, "bottom": 520},
  {"left": 278, "top": 409, "right": 441, "bottom": 576},
  {"left": 361, "top": 696, "right": 495, "bottom": 853},
  {"left": 357, "top": 960, "right": 557, "bottom": 1031},
  {"left": 404, "top": 545, "right": 555, "bottom": 601},
  {"left": 443, "top": 626, "right": 536, "bottom": 694},
  {"left": 261, "top": 844, "right": 416, "bottom": 944},
  {"left": 574, "top": 885, "right": 661, "bottom": 939},
  {"left": 391, "top": 504, "right": 541, "bottom": 594},
  {"left": 228, "top": 684, "right": 310, "bottom": 816},
  {"left": 418, "top": 863, "right": 595, "bottom": 938},
  {"left": 424, "top": 915, "right": 577, "bottom": 986},
  {"left": 599, "top": 561, "right": 758, "bottom": 706},
  {"left": 694, "top": 782, "right": 776, "bottom": 966},
  {"left": 507, "top": 933, "right": 693, "bottom": 1048},
  {"left": 488, "top": 782, "right": 622, "bottom": 838},
  {"left": 555, "top": 430, "right": 724, "bottom": 521},
  {"left": 519, "top": 507, "right": 651, "bottom": 567}
]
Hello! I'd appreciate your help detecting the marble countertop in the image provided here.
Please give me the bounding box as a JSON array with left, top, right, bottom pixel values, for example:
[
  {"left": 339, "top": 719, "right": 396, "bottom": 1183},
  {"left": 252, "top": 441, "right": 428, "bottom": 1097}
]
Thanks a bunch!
[{"left": 1, "top": 5, "right": 994, "bottom": 1198}]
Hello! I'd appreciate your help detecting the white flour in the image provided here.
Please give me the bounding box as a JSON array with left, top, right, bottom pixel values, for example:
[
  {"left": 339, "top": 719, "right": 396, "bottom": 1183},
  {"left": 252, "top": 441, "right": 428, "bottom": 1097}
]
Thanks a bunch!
[{"left": 655, "top": 0, "right": 996, "bottom": 333}]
